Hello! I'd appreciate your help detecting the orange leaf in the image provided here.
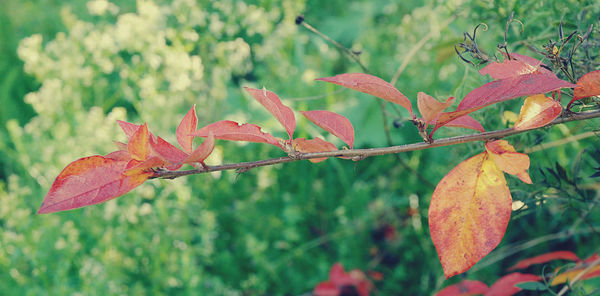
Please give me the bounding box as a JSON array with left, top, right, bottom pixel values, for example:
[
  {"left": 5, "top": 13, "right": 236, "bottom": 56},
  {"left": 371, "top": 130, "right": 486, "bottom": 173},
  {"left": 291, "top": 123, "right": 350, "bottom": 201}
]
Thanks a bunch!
[
  {"left": 184, "top": 132, "right": 215, "bottom": 164},
  {"left": 429, "top": 152, "right": 512, "bottom": 278},
  {"left": 301, "top": 110, "right": 355, "bottom": 148},
  {"left": 292, "top": 137, "right": 337, "bottom": 163},
  {"left": 514, "top": 94, "right": 562, "bottom": 131},
  {"left": 316, "top": 73, "right": 413, "bottom": 116},
  {"left": 485, "top": 140, "right": 532, "bottom": 184},
  {"left": 177, "top": 105, "right": 198, "bottom": 154},
  {"left": 485, "top": 273, "right": 541, "bottom": 296},
  {"left": 128, "top": 123, "right": 150, "bottom": 161},
  {"left": 435, "top": 280, "right": 489, "bottom": 296},
  {"left": 124, "top": 156, "right": 168, "bottom": 175},
  {"left": 192, "top": 120, "right": 283, "bottom": 149},
  {"left": 37, "top": 156, "right": 151, "bottom": 214},
  {"left": 244, "top": 87, "right": 296, "bottom": 139},
  {"left": 507, "top": 251, "right": 579, "bottom": 271},
  {"left": 417, "top": 92, "right": 455, "bottom": 124},
  {"left": 568, "top": 70, "right": 600, "bottom": 109},
  {"left": 551, "top": 261, "right": 600, "bottom": 285}
]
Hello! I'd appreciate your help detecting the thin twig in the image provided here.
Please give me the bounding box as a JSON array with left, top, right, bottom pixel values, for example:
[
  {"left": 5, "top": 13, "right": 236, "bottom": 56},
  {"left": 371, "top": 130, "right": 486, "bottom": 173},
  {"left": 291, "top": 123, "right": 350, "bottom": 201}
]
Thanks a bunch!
[
  {"left": 524, "top": 130, "right": 600, "bottom": 153},
  {"left": 153, "top": 109, "right": 600, "bottom": 179}
]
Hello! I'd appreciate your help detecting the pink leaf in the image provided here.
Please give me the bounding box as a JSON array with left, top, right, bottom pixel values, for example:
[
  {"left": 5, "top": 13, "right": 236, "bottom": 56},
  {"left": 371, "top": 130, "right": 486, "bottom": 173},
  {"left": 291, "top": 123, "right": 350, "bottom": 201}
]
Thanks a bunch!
[
  {"left": 125, "top": 156, "right": 168, "bottom": 175},
  {"left": 104, "top": 150, "right": 130, "bottom": 161},
  {"left": 313, "top": 282, "right": 339, "bottom": 296},
  {"left": 301, "top": 110, "right": 355, "bottom": 148},
  {"left": 513, "top": 94, "right": 562, "bottom": 131},
  {"left": 479, "top": 60, "right": 541, "bottom": 80},
  {"left": 317, "top": 73, "right": 413, "bottom": 116},
  {"left": 292, "top": 137, "right": 337, "bottom": 163},
  {"left": 508, "top": 251, "right": 579, "bottom": 271},
  {"left": 435, "top": 280, "right": 489, "bottom": 296},
  {"left": 184, "top": 132, "right": 215, "bottom": 164},
  {"left": 117, "top": 120, "right": 141, "bottom": 140},
  {"left": 457, "top": 73, "right": 576, "bottom": 112},
  {"left": 417, "top": 92, "right": 455, "bottom": 124},
  {"left": 568, "top": 70, "right": 600, "bottom": 109},
  {"left": 37, "top": 156, "right": 151, "bottom": 214},
  {"left": 444, "top": 115, "right": 485, "bottom": 132},
  {"left": 150, "top": 136, "right": 189, "bottom": 165},
  {"left": 244, "top": 87, "right": 296, "bottom": 139},
  {"left": 192, "top": 120, "right": 283, "bottom": 149},
  {"left": 507, "top": 53, "right": 548, "bottom": 69},
  {"left": 177, "top": 105, "right": 198, "bottom": 154},
  {"left": 485, "top": 273, "right": 541, "bottom": 296}
]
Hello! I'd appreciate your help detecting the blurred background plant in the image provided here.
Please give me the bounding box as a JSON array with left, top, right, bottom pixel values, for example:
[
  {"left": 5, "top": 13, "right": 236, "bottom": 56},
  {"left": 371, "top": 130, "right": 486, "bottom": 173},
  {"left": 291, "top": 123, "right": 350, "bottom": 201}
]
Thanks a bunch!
[{"left": 1, "top": 0, "right": 599, "bottom": 294}]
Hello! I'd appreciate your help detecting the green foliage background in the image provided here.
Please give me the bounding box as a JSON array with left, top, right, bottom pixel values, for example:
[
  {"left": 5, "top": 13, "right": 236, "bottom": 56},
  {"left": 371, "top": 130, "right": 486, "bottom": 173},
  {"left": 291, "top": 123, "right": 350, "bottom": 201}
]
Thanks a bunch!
[{"left": 1, "top": 0, "right": 599, "bottom": 294}]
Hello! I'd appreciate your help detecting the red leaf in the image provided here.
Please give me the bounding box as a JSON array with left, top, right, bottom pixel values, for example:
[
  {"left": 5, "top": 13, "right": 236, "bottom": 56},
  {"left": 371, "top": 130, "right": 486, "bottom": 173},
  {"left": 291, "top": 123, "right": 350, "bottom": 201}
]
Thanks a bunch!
[
  {"left": 429, "top": 152, "right": 512, "bottom": 278},
  {"left": 244, "top": 87, "right": 296, "bottom": 139},
  {"left": 105, "top": 150, "right": 130, "bottom": 161},
  {"left": 568, "top": 70, "right": 600, "bottom": 109},
  {"left": 313, "top": 281, "right": 339, "bottom": 296},
  {"left": 192, "top": 120, "right": 283, "bottom": 149},
  {"left": 184, "top": 132, "right": 215, "bottom": 164},
  {"left": 443, "top": 115, "right": 485, "bottom": 132},
  {"left": 583, "top": 253, "right": 599, "bottom": 264},
  {"left": 150, "top": 136, "right": 189, "bottom": 165},
  {"left": 507, "top": 53, "right": 548, "bottom": 69},
  {"left": 485, "top": 273, "right": 541, "bottom": 296},
  {"left": 301, "top": 110, "right": 355, "bottom": 148},
  {"left": 457, "top": 73, "right": 576, "bottom": 112},
  {"left": 435, "top": 280, "right": 489, "bottom": 296},
  {"left": 37, "top": 156, "right": 151, "bottom": 214},
  {"left": 508, "top": 251, "right": 579, "bottom": 271},
  {"left": 292, "top": 137, "right": 337, "bottom": 163},
  {"left": 485, "top": 140, "right": 532, "bottom": 184},
  {"left": 316, "top": 73, "right": 413, "bottom": 116},
  {"left": 417, "top": 92, "right": 455, "bottom": 124},
  {"left": 479, "top": 59, "right": 541, "bottom": 80},
  {"left": 128, "top": 123, "right": 150, "bottom": 161},
  {"left": 513, "top": 94, "right": 562, "bottom": 131},
  {"left": 117, "top": 120, "right": 141, "bottom": 139},
  {"left": 125, "top": 156, "right": 168, "bottom": 175},
  {"left": 177, "top": 105, "right": 198, "bottom": 154}
]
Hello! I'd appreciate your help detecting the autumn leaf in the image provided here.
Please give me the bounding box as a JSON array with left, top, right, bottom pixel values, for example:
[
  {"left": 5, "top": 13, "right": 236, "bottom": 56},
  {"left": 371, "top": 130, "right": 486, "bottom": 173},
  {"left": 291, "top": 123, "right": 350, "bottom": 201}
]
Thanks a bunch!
[
  {"left": 292, "top": 137, "right": 337, "bottom": 163},
  {"left": 316, "top": 73, "right": 413, "bottom": 116},
  {"left": 429, "top": 152, "right": 512, "bottom": 278},
  {"left": 37, "top": 155, "right": 152, "bottom": 214},
  {"left": 184, "top": 132, "right": 215, "bottom": 164},
  {"left": 485, "top": 140, "right": 532, "bottom": 184},
  {"left": 435, "top": 280, "right": 489, "bottom": 296},
  {"left": 507, "top": 251, "right": 579, "bottom": 271},
  {"left": 117, "top": 120, "right": 142, "bottom": 139},
  {"left": 485, "top": 273, "right": 541, "bottom": 296},
  {"left": 551, "top": 258, "right": 600, "bottom": 285},
  {"left": 177, "top": 104, "right": 198, "bottom": 154},
  {"left": 457, "top": 73, "right": 576, "bottom": 112},
  {"left": 567, "top": 70, "right": 600, "bottom": 110},
  {"left": 301, "top": 110, "right": 355, "bottom": 148},
  {"left": 192, "top": 120, "right": 283, "bottom": 149},
  {"left": 128, "top": 123, "right": 150, "bottom": 161},
  {"left": 125, "top": 156, "right": 168, "bottom": 175},
  {"left": 444, "top": 115, "right": 485, "bottom": 132},
  {"left": 417, "top": 92, "right": 455, "bottom": 124},
  {"left": 479, "top": 59, "right": 540, "bottom": 80},
  {"left": 513, "top": 94, "right": 562, "bottom": 131},
  {"left": 150, "top": 135, "right": 189, "bottom": 168},
  {"left": 244, "top": 87, "right": 296, "bottom": 139}
]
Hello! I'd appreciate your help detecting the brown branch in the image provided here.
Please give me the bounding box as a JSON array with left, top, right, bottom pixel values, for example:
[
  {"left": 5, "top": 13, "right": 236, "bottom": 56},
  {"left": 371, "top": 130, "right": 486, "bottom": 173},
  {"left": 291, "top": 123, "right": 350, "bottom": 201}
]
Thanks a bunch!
[{"left": 152, "top": 109, "right": 600, "bottom": 179}]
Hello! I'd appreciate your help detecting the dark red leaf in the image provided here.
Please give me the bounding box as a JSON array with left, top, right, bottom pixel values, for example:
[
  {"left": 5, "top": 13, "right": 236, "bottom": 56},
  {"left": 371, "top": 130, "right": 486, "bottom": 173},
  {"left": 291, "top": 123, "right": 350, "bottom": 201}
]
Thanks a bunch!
[
  {"left": 313, "top": 281, "right": 339, "bottom": 296},
  {"left": 37, "top": 156, "right": 151, "bottom": 214},
  {"left": 316, "top": 73, "right": 413, "bottom": 116},
  {"left": 244, "top": 87, "right": 296, "bottom": 139},
  {"left": 177, "top": 105, "right": 198, "bottom": 154},
  {"left": 568, "top": 70, "right": 600, "bottom": 109},
  {"left": 485, "top": 273, "right": 541, "bottom": 296},
  {"left": 192, "top": 120, "right": 283, "bottom": 149},
  {"left": 301, "top": 110, "right": 355, "bottom": 148},
  {"left": 508, "top": 251, "right": 579, "bottom": 271},
  {"left": 435, "top": 280, "right": 489, "bottom": 296}
]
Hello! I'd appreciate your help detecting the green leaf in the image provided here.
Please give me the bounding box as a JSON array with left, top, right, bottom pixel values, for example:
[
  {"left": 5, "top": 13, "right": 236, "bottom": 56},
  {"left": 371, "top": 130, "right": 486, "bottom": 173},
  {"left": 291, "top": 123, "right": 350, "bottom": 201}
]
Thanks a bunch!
[{"left": 515, "top": 281, "right": 547, "bottom": 291}]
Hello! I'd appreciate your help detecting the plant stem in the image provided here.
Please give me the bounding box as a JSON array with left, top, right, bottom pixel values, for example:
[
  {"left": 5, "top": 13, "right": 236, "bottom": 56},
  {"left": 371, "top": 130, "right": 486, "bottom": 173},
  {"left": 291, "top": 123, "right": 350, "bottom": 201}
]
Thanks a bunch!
[{"left": 153, "top": 109, "right": 600, "bottom": 179}]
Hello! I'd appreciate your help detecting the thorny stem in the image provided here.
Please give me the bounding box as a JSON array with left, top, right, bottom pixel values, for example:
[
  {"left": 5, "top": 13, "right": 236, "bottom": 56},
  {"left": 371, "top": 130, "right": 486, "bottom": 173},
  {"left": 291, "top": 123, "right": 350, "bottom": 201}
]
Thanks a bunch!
[{"left": 153, "top": 109, "right": 600, "bottom": 179}]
